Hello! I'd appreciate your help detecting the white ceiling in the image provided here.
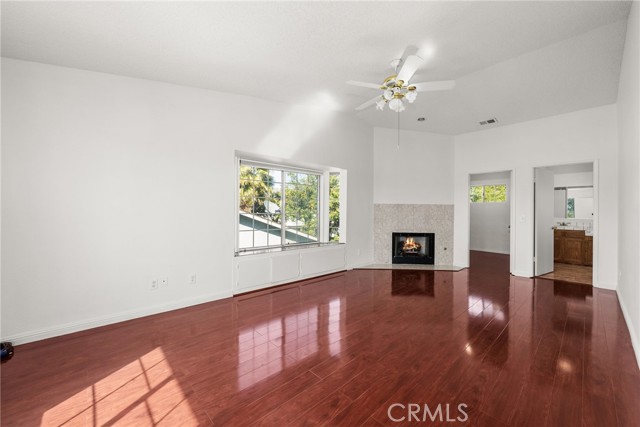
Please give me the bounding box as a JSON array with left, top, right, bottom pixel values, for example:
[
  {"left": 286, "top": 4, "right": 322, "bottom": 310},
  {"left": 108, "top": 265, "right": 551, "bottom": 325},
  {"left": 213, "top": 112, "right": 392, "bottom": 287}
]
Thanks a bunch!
[{"left": 1, "top": 1, "right": 632, "bottom": 135}]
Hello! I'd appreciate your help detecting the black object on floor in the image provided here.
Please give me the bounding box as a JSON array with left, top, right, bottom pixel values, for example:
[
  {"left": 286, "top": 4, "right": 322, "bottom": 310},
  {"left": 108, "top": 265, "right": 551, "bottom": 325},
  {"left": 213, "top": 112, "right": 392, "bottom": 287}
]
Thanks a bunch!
[{"left": 1, "top": 342, "right": 14, "bottom": 362}]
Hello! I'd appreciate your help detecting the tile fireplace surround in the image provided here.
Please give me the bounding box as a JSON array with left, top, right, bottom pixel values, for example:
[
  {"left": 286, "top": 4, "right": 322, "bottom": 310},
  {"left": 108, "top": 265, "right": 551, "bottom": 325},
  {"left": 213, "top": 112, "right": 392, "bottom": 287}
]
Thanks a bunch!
[{"left": 374, "top": 204, "right": 454, "bottom": 265}]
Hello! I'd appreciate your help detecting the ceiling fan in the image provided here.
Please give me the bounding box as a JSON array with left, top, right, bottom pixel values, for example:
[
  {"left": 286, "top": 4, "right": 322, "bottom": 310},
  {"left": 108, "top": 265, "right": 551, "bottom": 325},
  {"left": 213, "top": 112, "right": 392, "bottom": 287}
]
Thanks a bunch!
[{"left": 348, "top": 55, "right": 455, "bottom": 112}]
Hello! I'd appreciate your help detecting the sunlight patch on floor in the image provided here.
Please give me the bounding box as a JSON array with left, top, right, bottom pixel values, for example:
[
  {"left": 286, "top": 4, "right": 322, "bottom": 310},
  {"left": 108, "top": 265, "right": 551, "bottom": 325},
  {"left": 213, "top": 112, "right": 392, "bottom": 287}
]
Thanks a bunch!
[{"left": 42, "top": 347, "right": 198, "bottom": 426}]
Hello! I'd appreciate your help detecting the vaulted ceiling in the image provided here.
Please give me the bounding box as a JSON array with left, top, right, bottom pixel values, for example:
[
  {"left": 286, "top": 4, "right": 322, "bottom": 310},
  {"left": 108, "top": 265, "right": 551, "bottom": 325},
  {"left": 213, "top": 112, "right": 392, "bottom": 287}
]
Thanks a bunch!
[{"left": 1, "top": 1, "right": 632, "bottom": 134}]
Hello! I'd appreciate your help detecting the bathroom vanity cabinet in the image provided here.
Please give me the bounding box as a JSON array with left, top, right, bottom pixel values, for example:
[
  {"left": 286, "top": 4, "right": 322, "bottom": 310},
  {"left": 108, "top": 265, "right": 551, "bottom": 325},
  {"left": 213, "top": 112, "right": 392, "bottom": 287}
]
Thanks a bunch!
[{"left": 554, "top": 229, "right": 593, "bottom": 266}]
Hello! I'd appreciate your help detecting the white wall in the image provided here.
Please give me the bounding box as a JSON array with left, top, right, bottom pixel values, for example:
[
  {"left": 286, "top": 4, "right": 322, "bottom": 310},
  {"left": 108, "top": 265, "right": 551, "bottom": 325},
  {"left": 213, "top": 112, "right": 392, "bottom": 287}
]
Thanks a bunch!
[
  {"left": 373, "top": 127, "right": 454, "bottom": 204},
  {"left": 1, "top": 58, "right": 374, "bottom": 343},
  {"left": 568, "top": 188, "right": 594, "bottom": 198},
  {"left": 454, "top": 104, "right": 619, "bottom": 287},
  {"left": 554, "top": 171, "right": 593, "bottom": 187},
  {"left": 372, "top": 127, "right": 455, "bottom": 265},
  {"left": 616, "top": 1, "right": 640, "bottom": 367},
  {"left": 469, "top": 176, "right": 511, "bottom": 254}
]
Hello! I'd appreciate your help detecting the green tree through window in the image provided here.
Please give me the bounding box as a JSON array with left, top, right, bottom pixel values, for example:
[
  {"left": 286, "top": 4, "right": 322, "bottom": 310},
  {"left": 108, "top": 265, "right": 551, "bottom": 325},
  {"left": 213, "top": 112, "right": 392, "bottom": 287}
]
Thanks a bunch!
[
  {"left": 329, "top": 174, "right": 340, "bottom": 242},
  {"left": 484, "top": 185, "right": 507, "bottom": 202},
  {"left": 285, "top": 172, "right": 318, "bottom": 241},
  {"left": 470, "top": 186, "right": 484, "bottom": 203},
  {"left": 469, "top": 184, "right": 507, "bottom": 203},
  {"left": 239, "top": 163, "right": 337, "bottom": 251},
  {"left": 567, "top": 198, "right": 575, "bottom": 218},
  {"left": 239, "top": 167, "right": 280, "bottom": 221}
]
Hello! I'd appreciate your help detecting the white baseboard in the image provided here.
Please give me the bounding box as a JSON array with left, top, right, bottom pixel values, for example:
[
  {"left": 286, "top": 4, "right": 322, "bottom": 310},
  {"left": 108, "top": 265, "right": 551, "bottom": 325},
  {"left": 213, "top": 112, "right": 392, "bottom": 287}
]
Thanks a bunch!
[
  {"left": 234, "top": 268, "right": 347, "bottom": 294},
  {"left": 347, "top": 259, "right": 375, "bottom": 270},
  {"left": 616, "top": 289, "right": 640, "bottom": 370},
  {"left": 2, "top": 290, "right": 232, "bottom": 346},
  {"left": 512, "top": 270, "right": 532, "bottom": 278},
  {"left": 593, "top": 280, "right": 616, "bottom": 290},
  {"left": 469, "top": 248, "right": 510, "bottom": 255}
]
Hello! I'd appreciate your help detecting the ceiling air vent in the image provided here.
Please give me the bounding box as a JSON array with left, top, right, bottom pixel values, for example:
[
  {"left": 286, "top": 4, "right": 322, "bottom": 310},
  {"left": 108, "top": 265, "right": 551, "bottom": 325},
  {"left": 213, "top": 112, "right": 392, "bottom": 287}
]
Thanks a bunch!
[{"left": 479, "top": 118, "right": 498, "bottom": 126}]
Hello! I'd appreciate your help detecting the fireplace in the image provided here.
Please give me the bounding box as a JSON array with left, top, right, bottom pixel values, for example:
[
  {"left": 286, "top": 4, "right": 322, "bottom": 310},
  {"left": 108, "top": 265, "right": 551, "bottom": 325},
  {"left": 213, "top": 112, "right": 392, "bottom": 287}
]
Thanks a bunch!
[{"left": 392, "top": 232, "right": 435, "bottom": 265}]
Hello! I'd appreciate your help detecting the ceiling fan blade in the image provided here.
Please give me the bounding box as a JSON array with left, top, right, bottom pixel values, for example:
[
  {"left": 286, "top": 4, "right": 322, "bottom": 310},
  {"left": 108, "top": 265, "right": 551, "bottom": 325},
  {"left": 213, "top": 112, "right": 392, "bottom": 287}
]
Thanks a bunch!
[
  {"left": 396, "top": 55, "right": 423, "bottom": 84},
  {"left": 412, "top": 80, "right": 456, "bottom": 92},
  {"left": 355, "top": 95, "right": 381, "bottom": 111},
  {"left": 347, "top": 80, "right": 382, "bottom": 90}
]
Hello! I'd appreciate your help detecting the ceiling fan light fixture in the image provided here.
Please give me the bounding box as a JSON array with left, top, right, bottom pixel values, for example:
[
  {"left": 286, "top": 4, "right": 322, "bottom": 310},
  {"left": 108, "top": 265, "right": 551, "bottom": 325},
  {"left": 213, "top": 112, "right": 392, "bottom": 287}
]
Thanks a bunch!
[
  {"left": 389, "top": 98, "right": 404, "bottom": 112},
  {"left": 383, "top": 89, "right": 394, "bottom": 101},
  {"left": 383, "top": 75, "right": 397, "bottom": 87},
  {"left": 348, "top": 53, "right": 454, "bottom": 113}
]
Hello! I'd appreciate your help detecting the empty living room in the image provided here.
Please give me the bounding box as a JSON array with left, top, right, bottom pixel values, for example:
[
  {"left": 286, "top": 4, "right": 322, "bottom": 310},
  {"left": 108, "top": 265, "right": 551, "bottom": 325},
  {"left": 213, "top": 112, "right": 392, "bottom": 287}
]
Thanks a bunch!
[{"left": 1, "top": 1, "right": 639, "bottom": 426}]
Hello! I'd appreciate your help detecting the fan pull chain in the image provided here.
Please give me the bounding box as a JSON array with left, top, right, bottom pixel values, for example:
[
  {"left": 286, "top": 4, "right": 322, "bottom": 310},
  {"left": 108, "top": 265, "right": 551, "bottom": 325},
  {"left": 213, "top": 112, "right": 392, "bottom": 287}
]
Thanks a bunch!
[{"left": 397, "top": 111, "right": 400, "bottom": 149}]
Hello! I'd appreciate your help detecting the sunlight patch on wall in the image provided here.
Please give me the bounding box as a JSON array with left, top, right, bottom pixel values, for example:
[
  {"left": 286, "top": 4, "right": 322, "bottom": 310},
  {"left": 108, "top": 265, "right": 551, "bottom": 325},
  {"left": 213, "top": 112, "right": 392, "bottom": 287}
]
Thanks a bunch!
[{"left": 257, "top": 92, "right": 338, "bottom": 156}]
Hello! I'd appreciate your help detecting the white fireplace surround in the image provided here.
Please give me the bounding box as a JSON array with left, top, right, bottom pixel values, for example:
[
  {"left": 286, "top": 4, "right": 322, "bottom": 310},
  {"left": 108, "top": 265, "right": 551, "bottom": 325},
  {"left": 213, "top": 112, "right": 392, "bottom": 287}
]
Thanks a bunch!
[{"left": 374, "top": 204, "right": 454, "bottom": 265}]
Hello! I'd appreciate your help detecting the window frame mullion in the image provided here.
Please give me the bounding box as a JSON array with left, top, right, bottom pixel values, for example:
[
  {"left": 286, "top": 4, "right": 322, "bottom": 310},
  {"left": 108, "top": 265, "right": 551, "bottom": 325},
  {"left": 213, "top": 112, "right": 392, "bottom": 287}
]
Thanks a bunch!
[{"left": 280, "top": 172, "right": 286, "bottom": 246}]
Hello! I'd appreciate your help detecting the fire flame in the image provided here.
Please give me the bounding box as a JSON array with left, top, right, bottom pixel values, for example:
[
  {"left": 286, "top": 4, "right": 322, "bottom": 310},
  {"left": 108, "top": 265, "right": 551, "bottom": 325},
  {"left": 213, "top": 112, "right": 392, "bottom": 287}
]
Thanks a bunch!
[{"left": 403, "top": 237, "right": 421, "bottom": 252}]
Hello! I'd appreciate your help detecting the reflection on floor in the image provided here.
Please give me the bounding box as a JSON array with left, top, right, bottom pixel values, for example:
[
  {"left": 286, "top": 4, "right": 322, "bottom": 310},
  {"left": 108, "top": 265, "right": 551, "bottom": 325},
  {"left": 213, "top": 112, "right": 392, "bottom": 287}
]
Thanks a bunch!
[
  {"left": 359, "top": 263, "right": 464, "bottom": 271},
  {"left": 2, "top": 252, "right": 638, "bottom": 426},
  {"left": 538, "top": 262, "right": 593, "bottom": 286}
]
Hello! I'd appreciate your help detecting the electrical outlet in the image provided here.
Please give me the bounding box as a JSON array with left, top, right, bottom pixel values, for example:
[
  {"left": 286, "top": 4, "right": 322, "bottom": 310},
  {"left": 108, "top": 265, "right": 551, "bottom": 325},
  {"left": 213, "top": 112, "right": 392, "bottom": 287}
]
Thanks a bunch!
[
  {"left": 160, "top": 277, "right": 169, "bottom": 288},
  {"left": 150, "top": 278, "right": 159, "bottom": 291},
  {"left": 189, "top": 273, "right": 197, "bottom": 285}
]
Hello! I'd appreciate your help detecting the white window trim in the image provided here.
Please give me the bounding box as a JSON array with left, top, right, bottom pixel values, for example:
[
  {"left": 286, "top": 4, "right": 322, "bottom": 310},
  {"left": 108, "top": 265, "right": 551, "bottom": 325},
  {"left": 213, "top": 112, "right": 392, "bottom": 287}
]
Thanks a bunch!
[{"left": 234, "top": 151, "right": 345, "bottom": 255}]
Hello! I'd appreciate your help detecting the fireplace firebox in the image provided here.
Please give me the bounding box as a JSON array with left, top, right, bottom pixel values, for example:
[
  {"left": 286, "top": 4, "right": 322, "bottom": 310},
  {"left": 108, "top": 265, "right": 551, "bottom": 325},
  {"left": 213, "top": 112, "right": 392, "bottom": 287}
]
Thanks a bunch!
[{"left": 392, "top": 232, "right": 435, "bottom": 265}]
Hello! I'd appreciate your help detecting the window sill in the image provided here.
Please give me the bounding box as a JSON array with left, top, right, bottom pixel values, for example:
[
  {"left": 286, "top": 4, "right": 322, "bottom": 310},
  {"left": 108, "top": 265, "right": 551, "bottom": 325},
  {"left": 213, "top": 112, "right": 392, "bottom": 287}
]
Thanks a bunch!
[{"left": 235, "top": 242, "right": 343, "bottom": 257}]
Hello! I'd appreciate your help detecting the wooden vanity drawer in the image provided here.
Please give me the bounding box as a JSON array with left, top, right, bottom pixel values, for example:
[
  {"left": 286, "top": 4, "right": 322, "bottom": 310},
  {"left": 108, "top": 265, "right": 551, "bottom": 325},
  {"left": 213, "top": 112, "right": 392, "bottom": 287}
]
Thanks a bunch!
[{"left": 564, "top": 230, "right": 585, "bottom": 238}]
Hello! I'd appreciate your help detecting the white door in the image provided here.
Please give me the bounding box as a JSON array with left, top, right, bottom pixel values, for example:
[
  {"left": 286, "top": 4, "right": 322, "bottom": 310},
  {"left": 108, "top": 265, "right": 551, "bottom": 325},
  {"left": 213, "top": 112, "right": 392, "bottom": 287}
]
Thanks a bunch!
[{"left": 534, "top": 168, "right": 555, "bottom": 275}]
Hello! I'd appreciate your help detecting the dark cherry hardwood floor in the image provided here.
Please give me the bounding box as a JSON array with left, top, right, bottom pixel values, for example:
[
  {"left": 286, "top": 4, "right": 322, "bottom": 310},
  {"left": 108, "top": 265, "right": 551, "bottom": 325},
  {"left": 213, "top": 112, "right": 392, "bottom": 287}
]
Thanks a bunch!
[{"left": 2, "top": 251, "right": 639, "bottom": 426}]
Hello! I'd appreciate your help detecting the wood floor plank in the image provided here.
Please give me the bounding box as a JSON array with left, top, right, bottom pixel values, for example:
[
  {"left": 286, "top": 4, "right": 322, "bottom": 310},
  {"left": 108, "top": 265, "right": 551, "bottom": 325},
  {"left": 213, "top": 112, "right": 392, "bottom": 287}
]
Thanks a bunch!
[
  {"left": 508, "top": 372, "right": 555, "bottom": 427},
  {"left": 611, "top": 369, "right": 640, "bottom": 427},
  {"left": 547, "top": 314, "right": 585, "bottom": 427},
  {"left": 539, "top": 262, "right": 593, "bottom": 285},
  {"left": 294, "top": 390, "right": 353, "bottom": 427},
  {"left": 1, "top": 251, "right": 638, "bottom": 427},
  {"left": 253, "top": 354, "right": 377, "bottom": 427},
  {"left": 208, "top": 370, "right": 321, "bottom": 426},
  {"left": 325, "top": 371, "right": 415, "bottom": 427}
]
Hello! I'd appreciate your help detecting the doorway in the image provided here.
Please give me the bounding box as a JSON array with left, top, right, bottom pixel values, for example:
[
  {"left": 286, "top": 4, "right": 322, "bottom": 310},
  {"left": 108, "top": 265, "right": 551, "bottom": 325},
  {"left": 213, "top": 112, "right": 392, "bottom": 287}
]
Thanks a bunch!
[
  {"left": 469, "top": 171, "right": 513, "bottom": 272},
  {"left": 534, "top": 163, "right": 594, "bottom": 286}
]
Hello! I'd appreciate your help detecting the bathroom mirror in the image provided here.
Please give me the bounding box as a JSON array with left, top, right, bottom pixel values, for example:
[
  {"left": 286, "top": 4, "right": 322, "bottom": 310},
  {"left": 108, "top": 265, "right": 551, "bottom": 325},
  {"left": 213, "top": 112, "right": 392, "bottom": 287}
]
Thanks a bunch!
[{"left": 554, "top": 186, "right": 593, "bottom": 219}]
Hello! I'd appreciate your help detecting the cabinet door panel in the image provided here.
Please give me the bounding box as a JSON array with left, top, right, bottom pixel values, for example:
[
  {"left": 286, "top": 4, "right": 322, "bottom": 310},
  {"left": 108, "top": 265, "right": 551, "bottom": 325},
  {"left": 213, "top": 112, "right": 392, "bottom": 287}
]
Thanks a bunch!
[
  {"left": 554, "top": 230, "right": 563, "bottom": 262},
  {"left": 563, "top": 237, "right": 583, "bottom": 265},
  {"left": 583, "top": 237, "right": 593, "bottom": 266}
]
